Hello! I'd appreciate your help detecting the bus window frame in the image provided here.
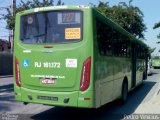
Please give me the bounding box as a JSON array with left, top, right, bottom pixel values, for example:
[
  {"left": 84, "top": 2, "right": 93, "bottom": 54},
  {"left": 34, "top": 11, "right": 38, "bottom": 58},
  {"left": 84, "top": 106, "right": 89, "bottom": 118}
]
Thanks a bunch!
[{"left": 19, "top": 10, "right": 84, "bottom": 45}]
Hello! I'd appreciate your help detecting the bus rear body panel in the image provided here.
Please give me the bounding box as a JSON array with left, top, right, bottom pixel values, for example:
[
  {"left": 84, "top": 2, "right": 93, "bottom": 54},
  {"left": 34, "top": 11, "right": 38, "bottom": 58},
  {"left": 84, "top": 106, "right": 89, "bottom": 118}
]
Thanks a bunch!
[
  {"left": 14, "top": 7, "right": 95, "bottom": 108},
  {"left": 15, "top": 44, "right": 85, "bottom": 91}
]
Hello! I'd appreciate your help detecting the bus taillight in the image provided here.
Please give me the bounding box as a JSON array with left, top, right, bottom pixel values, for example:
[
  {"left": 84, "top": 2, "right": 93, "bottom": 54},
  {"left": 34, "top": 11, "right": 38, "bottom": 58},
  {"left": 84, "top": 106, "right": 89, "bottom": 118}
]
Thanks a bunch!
[
  {"left": 15, "top": 57, "right": 21, "bottom": 87},
  {"left": 80, "top": 57, "right": 91, "bottom": 91}
]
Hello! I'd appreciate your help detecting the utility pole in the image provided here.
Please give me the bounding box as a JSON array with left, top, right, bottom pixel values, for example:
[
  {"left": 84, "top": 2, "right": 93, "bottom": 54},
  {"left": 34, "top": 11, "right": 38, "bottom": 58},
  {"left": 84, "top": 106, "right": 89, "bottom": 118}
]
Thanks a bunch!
[{"left": 9, "top": 0, "right": 16, "bottom": 53}]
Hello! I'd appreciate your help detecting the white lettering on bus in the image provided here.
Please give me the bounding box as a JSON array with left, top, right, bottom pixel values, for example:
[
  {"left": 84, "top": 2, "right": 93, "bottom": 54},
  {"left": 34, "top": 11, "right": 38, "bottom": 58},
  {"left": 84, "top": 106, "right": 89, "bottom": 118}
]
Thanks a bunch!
[
  {"left": 31, "top": 74, "right": 65, "bottom": 79},
  {"left": 35, "top": 62, "right": 41, "bottom": 68},
  {"left": 43, "top": 62, "right": 49, "bottom": 68},
  {"left": 43, "top": 62, "right": 60, "bottom": 68},
  {"left": 34, "top": 62, "right": 60, "bottom": 68}
]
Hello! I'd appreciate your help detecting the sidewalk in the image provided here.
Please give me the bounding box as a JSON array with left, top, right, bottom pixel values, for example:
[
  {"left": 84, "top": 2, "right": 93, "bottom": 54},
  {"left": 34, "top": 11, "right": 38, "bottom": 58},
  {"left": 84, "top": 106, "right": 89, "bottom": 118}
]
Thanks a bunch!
[
  {"left": 0, "top": 75, "right": 13, "bottom": 78},
  {"left": 0, "top": 76, "right": 13, "bottom": 86},
  {"left": 134, "top": 82, "right": 160, "bottom": 114}
]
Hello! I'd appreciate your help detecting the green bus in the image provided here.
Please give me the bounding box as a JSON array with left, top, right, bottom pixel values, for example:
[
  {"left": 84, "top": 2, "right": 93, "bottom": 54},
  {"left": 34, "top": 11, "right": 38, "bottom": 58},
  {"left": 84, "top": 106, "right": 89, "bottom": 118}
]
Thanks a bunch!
[
  {"left": 14, "top": 6, "right": 149, "bottom": 108},
  {"left": 152, "top": 56, "right": 160, "bottom": 68}
]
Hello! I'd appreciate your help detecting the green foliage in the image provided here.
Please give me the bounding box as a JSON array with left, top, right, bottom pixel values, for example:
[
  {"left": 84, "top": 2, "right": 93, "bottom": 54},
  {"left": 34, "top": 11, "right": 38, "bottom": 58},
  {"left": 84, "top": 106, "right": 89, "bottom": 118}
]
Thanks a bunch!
[
  {"left": 153, "top": 22, "right": 160, "bottom": 40},
  {"left": 5, "top": 0, "right": 64, "bottom": 30},
  {"left": 153, "top": 22, "right": 160, "bottom": 29},
  {"left": 157, "top": 34, "right": 160, "bottom": 39},
  {"left": 96, "top": 1, "right": 146, "bottom": 39},
  {"left": 149, "top": 47, "right": 156, "bottom": 53}
]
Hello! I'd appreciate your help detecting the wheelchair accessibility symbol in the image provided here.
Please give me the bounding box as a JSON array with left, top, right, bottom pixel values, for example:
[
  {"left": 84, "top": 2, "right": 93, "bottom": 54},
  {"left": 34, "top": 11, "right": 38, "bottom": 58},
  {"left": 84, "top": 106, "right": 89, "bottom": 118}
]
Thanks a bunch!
[{"left": 23, "top": 59, "right": 30, "bottom": 67}]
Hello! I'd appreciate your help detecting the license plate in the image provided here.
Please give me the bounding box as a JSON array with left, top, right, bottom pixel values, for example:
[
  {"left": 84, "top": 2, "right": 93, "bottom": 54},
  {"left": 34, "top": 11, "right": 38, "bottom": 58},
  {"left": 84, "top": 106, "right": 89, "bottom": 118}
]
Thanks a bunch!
[
  {"left": 41, "top": 78, "right": 55, "bottom": 84},
  {"left": 38, "top": 96, "right": 58, "bottom": 101}
]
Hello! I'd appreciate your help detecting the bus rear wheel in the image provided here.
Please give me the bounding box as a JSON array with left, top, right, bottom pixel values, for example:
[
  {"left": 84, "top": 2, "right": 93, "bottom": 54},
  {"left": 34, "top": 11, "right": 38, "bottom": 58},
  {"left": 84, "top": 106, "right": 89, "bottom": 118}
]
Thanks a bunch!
[{"left": 120, "top": 81, "right": 128, "bottom": 104}]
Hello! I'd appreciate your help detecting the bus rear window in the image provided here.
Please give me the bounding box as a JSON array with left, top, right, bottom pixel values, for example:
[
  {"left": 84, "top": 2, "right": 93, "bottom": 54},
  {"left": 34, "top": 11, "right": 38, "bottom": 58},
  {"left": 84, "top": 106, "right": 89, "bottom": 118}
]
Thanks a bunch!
[{"left": 20, "top": 10, "right": 83, "bottom": 44}]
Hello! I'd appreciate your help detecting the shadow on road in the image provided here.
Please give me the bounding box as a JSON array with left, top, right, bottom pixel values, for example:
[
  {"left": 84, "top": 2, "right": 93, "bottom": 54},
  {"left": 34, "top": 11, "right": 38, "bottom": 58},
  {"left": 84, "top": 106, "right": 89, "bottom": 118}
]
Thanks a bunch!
[
  {"left": 0, "top": 83, "right": 15, "bottom": 112},
  {"left": 0, "top": 84, "right": 14, "bottom": 101},
  {"left": 31, "top": 81, "right": 156, "bottom": 120},
  {"left": 151, "top": 72, "right": 159, "bottom": 76},
  {"left": 0, "top": 84, "right": 13, "bottom": 93}
]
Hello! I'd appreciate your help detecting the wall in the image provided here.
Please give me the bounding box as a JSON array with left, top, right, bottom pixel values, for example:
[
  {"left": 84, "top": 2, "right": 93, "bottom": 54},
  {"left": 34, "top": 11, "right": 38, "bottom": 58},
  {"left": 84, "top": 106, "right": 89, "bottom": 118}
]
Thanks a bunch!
[
  {"left": 0, "top": 40, "right": 11, "bottom": 52},
  {"left": 0, "top": 52, "right": 13, "bottom": 76}
]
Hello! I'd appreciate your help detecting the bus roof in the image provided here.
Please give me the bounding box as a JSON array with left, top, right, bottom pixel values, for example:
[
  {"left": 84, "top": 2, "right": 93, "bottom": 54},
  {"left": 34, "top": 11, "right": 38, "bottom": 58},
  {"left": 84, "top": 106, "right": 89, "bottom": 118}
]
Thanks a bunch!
[{"left": 17, "top": 5, "right": 91, "bottom": 14}]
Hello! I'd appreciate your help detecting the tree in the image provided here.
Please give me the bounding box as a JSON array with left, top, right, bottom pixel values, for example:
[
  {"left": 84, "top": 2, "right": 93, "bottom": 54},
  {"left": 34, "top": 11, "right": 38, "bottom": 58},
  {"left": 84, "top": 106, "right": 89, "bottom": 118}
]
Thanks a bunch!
[
  {"left": 153, "top": 22, "right": 160, "bottom": 39},
  {"left": 153, "top": 22, "right": 160, "bottom": 56},
  {"left": 149, "top": 47, "right": 156, "bottom": 53},
  {"left": 96, "top": 0, "right": 146, "bottom": 39},
  {"left": 5, "top": 0, "right": 64, "bottom": 30}
]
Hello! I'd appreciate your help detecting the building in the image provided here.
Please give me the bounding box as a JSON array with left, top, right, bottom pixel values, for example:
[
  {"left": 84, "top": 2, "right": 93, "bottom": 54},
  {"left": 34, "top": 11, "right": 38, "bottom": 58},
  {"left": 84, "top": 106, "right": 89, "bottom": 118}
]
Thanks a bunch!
[{"left": 0, "top": 39, "right": 11, "bottom": 52}]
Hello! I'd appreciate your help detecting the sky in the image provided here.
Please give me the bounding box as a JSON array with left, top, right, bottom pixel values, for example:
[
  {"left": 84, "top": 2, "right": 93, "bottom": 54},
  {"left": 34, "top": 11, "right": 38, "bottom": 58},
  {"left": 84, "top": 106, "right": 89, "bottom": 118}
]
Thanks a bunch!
[{"left": 0, "top": 0, "right": 160, "bottom": 55}]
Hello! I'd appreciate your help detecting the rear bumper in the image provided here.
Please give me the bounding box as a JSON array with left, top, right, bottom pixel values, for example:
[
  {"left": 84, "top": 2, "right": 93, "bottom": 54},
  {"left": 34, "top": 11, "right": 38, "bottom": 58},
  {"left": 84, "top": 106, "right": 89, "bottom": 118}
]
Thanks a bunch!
[{"left": 14, "top": 86, "right": 94, "bottom": 108}]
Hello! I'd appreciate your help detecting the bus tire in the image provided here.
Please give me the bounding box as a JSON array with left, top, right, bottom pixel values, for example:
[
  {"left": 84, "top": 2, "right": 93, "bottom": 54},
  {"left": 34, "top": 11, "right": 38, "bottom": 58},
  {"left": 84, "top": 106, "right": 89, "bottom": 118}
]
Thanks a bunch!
[{"left": 120, "top": 80, "right": 128, "bottom": 104}]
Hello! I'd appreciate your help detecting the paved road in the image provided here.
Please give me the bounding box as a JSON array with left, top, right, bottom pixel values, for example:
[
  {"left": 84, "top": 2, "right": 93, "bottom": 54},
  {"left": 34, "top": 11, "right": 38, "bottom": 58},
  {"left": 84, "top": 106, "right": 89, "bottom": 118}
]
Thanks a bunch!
[{"left": 0, "top": 69, "right": 160, "bottom": 120}]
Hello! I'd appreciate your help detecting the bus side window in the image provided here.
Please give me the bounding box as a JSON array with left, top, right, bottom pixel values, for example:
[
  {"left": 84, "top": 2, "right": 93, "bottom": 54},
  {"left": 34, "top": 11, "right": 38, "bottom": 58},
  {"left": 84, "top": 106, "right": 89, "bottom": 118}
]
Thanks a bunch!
[
  {"left": 112, "top": 30, "right": 131, "bottom": 58},
  {"left": 121, "top": 38, "right": 131, "bottom": 57},
  {"left": 112, "top": 30, "right": 120, "bottom": 56},
  {"left": 96, "top": 19, "right": 113, "bottom": 56}
]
